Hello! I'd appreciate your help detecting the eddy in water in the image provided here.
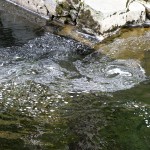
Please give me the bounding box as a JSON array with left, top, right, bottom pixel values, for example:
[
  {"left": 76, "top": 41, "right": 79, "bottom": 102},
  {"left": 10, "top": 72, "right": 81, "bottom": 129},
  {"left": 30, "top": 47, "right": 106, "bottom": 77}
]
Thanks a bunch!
[{"left": 0, "top": 32, "right": 146, "bottom": 93}]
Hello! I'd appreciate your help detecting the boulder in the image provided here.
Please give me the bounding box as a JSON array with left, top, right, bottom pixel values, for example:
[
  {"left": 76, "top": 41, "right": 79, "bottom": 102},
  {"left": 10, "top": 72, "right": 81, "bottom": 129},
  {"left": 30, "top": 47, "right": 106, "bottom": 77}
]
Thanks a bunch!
[
  {"left": 6, "top": 0, "right": 150, "bottom": 40},
  {"left": 7, "top": 0, "right": 58, "bottom": 17},
  {"left": 8, "top": 0, "right": 82, "bottom": 23},
  {"left": 77, "top": 0, "right": 146, "bottom": 37},
  {"left": 137, "top": 0, "right": 150, "bottom": 19},
  {"left": 126, "top": 1, "right": 146, "bottom": 24}
]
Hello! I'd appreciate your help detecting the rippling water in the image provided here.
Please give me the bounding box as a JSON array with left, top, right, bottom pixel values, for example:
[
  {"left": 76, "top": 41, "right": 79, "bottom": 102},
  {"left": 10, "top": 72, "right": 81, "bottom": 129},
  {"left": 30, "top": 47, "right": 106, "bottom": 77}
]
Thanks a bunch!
[
  {"left": 0, "top": 32, "right": 146, "bottom": 93},
  {"left": 0, "top": 9, "right": 150, "bottom": 150}
]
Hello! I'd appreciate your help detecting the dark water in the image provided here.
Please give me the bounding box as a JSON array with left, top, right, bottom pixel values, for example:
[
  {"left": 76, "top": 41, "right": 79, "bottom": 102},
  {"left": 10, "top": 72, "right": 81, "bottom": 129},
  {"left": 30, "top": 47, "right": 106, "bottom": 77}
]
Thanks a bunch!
[{"left": 0, "top": 10, "right": 150, "bottom": 150}]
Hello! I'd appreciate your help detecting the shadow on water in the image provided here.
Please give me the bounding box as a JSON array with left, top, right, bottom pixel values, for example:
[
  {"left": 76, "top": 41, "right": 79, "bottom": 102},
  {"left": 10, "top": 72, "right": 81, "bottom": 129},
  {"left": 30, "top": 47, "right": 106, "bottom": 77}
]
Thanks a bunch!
[
  {"left": 0, "top": 7, "right": 150, "bottom": 150},
  {"left": 0, "top": 10, "right": 44, "bottom": 48},
  {"left": 0, "top": 16, "right": 16, "bottom": 47}
]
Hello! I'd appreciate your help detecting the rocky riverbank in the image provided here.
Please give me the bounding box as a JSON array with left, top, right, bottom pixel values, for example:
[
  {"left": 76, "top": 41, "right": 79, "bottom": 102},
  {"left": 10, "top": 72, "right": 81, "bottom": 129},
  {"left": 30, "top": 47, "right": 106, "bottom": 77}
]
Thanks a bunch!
[{"left": 4, "top": 0, "right": 150, "bottom": 41}]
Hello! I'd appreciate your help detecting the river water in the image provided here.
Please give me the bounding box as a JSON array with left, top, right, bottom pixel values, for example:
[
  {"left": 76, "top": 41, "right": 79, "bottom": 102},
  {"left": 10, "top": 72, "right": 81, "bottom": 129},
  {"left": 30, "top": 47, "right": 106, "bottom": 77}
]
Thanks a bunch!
[{"left": 0, "top": 8, "right": 150, "bottom": 150}]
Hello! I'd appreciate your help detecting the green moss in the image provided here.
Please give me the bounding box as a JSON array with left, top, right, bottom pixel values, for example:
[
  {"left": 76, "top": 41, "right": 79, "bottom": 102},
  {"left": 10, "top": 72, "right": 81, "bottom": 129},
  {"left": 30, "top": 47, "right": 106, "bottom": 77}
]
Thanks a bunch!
[
  {"left": 56, "top": 2, "right": 70, "bottom": 16},
  {"left": 61, "top": 2, "right": 70, "bottom": 10},
  {"left": 56, "top": 5, "right": 63, "bottom": 15},
  {"left": 78, "top": 9, "right": 101, "bottom": 34},
  {"left": 72, "top": 0, "right": 79, "bottom": 5}
]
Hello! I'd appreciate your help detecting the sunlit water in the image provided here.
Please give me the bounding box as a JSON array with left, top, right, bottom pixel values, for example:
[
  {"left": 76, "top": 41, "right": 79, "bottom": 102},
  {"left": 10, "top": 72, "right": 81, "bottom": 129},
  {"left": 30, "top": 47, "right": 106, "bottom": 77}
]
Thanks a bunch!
[{"left": 0, "top": 10, "right": 150, "bottom": 150}]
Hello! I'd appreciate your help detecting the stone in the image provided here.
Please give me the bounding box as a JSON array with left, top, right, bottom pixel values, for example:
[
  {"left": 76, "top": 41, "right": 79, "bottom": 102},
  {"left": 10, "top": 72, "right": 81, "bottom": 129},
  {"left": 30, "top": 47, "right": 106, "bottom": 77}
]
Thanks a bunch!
[
  {"left": 44, "top": 0, "right": 57, "bottom": 16},
  {"left": 77, "top": 0, "right": 146, "bottom": 36},
  {"left": 8, "top": 0, "right": 59, "bottom": 17},
  {"left": 5, "top": 0, "right": 150, "bottom": 40},
  {"left": 126, "top": 1, "right": 146, "bottom": 24},
  {"left": 8, "top": 0, "right": 82, "bottom": 23},
  {"left": 77, "top": 0, "right": 127, "bottom": 34},
  {"left": 145, "top": 4, "right": 150, "bottom": 19},
  {"left": 137, "top": 0, "right": 150, "bottom": 19}
]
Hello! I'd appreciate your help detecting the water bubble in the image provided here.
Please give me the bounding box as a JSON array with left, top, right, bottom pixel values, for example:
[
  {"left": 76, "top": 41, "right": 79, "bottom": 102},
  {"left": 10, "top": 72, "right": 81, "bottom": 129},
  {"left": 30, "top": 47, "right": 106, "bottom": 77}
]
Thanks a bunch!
[{"left": 50, "top": 109, "right": 55, "bottom": 112}]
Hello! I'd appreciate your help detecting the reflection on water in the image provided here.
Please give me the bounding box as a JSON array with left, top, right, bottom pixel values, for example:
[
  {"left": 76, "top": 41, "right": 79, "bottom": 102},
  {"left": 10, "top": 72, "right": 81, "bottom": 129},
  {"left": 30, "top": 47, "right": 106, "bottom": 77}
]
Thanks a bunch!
[
  {"left": 0, "top": 17, "right": 16, "bottom": 47},
  {"left": 0, "top": 10, "right": 44, "bottom": 47},
  {"left": 0, "top": 10, "right": 150, "bottom": 150},
  {"left": 0, "top": 85, "right": 150, "bottom": 150}
]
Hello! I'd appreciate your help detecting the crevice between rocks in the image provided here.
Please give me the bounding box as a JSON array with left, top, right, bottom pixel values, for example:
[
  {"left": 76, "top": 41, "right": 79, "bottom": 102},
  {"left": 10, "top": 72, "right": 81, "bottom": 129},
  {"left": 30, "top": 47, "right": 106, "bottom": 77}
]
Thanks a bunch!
[
  {"left": 44, "top": 4, "right": 50, "bottom": 16},
  {"left": 50, "top": 0, "right": 83, "bottom": 25}
]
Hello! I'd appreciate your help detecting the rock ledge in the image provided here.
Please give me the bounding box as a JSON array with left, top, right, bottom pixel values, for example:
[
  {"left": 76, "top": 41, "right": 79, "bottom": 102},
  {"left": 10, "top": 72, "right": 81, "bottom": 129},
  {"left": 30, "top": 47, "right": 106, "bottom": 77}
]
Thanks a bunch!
[{"left": 6, "top": 0, "right": 150, "bottom": 40}]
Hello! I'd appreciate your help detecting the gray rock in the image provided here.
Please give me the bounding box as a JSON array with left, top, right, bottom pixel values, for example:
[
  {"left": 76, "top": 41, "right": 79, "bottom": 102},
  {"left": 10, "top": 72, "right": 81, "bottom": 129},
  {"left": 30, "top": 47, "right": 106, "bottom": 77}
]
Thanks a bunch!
[
  {"left": 77, "top": 0, "right": 146, "bottom": 37},
  {"left": 6, "top": 0, "right": 150, "bottom": 40},
  {"left": 8, "top": 0, "right": 62, "bottom": 17}
]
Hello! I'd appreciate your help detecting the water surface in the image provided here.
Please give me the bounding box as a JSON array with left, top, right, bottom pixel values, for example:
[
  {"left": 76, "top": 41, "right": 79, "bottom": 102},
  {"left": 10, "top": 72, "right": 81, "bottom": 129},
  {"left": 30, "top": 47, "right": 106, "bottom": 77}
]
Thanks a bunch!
[{"left": 0, "top": 10, "right": 150, "bottom": 150}]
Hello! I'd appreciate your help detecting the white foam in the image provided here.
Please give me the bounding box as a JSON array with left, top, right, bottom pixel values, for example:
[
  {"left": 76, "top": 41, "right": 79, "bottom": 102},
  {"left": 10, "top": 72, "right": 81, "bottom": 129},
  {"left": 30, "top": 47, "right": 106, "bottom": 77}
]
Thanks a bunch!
[{"left": 107, "top": 68, "right": 132, "bottom": 76}]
